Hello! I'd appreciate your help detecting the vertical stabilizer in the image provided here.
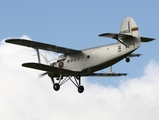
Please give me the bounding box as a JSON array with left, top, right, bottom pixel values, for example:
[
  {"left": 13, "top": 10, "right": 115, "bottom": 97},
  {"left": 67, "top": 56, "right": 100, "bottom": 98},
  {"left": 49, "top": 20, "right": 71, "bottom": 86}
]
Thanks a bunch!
[
  {"left": 120, "top": 17, "right": 140, "bottom": 38},
  {"left": 119, "top": 17, "right": 141, "bottom": 48}
]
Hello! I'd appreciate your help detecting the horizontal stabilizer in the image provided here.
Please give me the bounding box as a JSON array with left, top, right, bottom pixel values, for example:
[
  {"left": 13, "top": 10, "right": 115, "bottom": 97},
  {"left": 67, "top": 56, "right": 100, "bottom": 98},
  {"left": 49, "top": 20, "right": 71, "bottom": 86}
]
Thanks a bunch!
[
  {"left": 98, "top": 33, "right": 134, "bottom": 40},
  {"left": 99, "top": 33, "right": 155, "bottom": 43},
  {"left": 99, "top": 33, "right": 134, "bottom": 47},
  {"left": 141, "top": 37, "right": 155, "bottom": 42},
  {"left": 86, "top": 73, "right": 127, "bottom": 77}
]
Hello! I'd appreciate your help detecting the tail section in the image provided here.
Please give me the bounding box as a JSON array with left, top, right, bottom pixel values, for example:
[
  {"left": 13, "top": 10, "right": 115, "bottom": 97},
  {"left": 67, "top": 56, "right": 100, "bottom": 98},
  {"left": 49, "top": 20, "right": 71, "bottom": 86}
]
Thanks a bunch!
[
  {"left": 119, "top": 17, "right": 141, "bottom": 48},
  {"left": 99, "top": 17, "right": 155, "bottom": 47},
  {"left": 119, "top": 17, "right": 155, "bottom": 45}
]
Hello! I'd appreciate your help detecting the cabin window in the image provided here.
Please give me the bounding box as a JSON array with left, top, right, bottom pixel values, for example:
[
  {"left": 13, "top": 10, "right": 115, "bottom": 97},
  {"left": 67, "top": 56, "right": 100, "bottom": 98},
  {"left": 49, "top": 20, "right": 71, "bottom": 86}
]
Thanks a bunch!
[
  {"left": 118, "top": 45, "right": 121, "bottom": 52},
  {"left": 87, "top": 55, "right": 90, "bottom": 59},
  {"left": 71, "top": 59, "right": 73, "bottom": 62},
  {"left": 67, "top": 60, "right": 69, "bottom": 63}
]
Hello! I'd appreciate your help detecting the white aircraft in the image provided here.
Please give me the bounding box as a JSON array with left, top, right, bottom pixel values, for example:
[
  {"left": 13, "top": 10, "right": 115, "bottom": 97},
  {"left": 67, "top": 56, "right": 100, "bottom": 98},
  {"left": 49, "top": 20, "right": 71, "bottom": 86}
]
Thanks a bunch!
[{"left": 5, "top": 17, "right": 155, "bottom": 93}]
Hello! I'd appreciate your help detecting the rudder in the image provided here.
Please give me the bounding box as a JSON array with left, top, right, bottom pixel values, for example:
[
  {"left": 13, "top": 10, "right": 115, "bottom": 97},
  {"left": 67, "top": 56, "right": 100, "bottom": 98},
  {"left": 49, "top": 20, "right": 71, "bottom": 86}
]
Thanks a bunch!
[{"left": 120, "top": 17, "right": 140, "bottom": 39}]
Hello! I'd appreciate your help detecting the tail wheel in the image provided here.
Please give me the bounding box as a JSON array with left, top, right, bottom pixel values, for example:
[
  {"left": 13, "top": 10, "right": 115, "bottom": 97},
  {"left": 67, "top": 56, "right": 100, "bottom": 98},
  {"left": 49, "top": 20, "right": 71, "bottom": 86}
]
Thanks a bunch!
[{"left": 126, "top": 58, "right": 130, "bottom": 63}]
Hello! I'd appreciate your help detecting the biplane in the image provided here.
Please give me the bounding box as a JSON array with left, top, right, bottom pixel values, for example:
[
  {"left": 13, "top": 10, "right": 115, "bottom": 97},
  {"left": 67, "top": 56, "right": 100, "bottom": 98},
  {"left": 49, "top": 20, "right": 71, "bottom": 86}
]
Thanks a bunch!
[{"left": 5, "top": 17, "right": 155, "bottom": 93}]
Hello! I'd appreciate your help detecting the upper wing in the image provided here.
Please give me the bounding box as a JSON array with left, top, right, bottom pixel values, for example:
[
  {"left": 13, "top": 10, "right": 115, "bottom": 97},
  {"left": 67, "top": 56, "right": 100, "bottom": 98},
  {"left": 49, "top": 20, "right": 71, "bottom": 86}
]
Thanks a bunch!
[
  {"left": 5, "top": 38, "right": 81, "bottom": 54},
  {"left": 85, "top": 72, "right": 128, "bottom": 77},
  {"left": 22, "top": 62, "right": 80, "bottom": 76}
]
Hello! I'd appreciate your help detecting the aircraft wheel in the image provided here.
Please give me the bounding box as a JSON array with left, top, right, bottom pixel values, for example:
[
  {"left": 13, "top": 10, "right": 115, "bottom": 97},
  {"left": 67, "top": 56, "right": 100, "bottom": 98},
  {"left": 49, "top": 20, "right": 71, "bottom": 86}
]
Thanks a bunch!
[
  {"left": 78, "top": 85, "right": 84, "bottom": 93},
  {"left": 126, "top": 58, "right": 130, "bottom": 63},
  {"left": 53, "top": 83, "right": 60, "bottom": 91}
]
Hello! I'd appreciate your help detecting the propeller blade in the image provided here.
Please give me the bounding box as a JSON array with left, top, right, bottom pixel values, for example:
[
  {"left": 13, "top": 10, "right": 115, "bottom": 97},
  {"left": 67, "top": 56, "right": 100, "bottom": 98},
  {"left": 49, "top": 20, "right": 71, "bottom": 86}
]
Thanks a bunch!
[{"left": 39, "top": 72, "right": 48, "bottom": 78}]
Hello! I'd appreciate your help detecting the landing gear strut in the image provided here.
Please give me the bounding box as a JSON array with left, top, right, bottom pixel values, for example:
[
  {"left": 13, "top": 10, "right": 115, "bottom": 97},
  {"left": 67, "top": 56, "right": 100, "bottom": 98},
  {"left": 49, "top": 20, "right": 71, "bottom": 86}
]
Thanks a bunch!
[
  {"left": 75, "top": 76, "right": 84, "bottom": 93},
  {"left": 51, "top": 75, "right": 84, "bottom": 93}
]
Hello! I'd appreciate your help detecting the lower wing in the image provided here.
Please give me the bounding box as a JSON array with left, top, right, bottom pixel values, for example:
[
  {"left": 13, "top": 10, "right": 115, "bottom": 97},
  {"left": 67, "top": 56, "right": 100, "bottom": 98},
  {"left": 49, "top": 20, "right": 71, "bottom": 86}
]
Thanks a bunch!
[
  {"left": 22, "top": 62, "right": 127, "bottom": 77},
  {"left": 22, "top": 62, "right": 80, "bottom": 76},
  {"left": 85, "top": 73, "right": 127, "bottom": 77}
]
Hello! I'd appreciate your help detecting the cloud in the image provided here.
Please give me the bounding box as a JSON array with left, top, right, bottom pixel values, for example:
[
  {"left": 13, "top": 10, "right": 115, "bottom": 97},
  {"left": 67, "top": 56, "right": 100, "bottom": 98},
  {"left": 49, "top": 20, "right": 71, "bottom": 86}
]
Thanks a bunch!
[{"left": 0, "top": 36, "right": 159, "bottom": 120}]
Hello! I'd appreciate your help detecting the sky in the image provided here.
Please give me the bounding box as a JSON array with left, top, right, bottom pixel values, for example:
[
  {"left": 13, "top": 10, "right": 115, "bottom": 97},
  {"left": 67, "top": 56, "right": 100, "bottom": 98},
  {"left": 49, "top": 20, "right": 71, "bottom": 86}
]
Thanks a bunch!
[{"left": 0, "top": 1, "right": 159, "bottom": 120}]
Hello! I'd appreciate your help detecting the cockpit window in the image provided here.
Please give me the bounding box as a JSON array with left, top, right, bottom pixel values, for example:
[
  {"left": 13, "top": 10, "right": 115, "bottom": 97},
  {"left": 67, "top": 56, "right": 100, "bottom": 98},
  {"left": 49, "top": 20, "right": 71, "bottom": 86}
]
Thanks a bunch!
[{"left": 57, "top": 55, "right": 66, "bottom": 62}]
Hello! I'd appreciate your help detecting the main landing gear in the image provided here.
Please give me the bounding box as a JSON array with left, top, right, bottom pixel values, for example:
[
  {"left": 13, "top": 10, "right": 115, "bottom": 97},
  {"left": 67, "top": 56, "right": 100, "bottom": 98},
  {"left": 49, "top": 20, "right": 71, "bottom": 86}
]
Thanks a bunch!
[
  {"left": 53, "top": 83, "right": 60, "bottom": 91},
  {"left": 51, "top": 75, "right": 84, "bottom": 93}
]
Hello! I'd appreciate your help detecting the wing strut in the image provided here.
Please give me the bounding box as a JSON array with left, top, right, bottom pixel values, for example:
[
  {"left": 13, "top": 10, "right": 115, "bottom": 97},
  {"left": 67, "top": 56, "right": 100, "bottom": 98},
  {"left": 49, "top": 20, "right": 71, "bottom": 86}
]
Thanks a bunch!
[
  {"left": 109, "top": 66, "right": 113, "bottom": 73},
  {"left": 36, "top": 49, "right": 41, "bottom": 63}
]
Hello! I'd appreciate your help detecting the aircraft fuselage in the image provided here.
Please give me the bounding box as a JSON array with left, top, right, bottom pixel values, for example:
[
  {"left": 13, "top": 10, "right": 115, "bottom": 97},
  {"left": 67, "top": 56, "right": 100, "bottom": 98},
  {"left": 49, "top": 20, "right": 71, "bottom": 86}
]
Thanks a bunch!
[{"left": 53, "top": 41, "right": 140, "bottom": 75}]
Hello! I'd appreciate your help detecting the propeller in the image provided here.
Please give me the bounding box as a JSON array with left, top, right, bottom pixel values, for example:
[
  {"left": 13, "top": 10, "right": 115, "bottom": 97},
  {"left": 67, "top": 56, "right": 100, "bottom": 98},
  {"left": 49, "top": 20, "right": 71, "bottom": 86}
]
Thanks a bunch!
[{"left": 39, "top": 72, "right": 48, "bottom": 78}]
